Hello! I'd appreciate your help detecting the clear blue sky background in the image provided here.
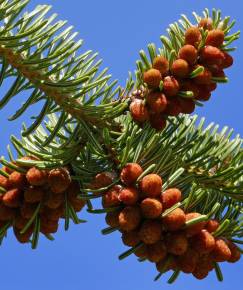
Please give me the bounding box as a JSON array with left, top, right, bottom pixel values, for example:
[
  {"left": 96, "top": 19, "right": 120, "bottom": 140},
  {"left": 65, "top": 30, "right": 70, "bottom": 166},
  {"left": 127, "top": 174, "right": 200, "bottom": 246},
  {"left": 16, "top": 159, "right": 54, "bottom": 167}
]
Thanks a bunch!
[{"left": 0, "top": 1, "right": 242, "bottom": 290}]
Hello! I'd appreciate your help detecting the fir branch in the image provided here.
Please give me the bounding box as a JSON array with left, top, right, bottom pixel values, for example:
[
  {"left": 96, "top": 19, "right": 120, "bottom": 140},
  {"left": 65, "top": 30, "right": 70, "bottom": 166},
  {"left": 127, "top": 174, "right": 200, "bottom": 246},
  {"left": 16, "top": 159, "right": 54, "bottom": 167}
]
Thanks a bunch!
[{"left": 0, "top": 0, "right": 129, "bottom": 130}]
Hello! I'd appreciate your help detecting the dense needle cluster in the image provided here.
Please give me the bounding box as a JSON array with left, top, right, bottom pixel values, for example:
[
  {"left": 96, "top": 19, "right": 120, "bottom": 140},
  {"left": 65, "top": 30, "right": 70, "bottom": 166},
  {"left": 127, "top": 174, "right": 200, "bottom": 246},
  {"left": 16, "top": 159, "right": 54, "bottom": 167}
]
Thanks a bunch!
[
  {"left": 130, "top": 18, "right": 234, "bottom": 130},
  {"left": 0, "top": 157, "right": 85, "bottom": 244},
  {"left": 92, "top": 163, "right": 241, "bottom": 280}
]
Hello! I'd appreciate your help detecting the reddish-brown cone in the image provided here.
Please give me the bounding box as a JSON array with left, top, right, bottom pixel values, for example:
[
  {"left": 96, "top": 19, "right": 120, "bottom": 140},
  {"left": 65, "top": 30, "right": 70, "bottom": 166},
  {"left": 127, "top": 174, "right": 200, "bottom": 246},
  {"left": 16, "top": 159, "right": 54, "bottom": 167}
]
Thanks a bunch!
[
  {"left": 2, "top": 188, "right": 22, "bottom": 208},
  {"left": 166, "top": 232, "right": 188, "bottom": 255},
  {"left": 147, "top": 241, "right": 167, "bottom": 262},
  {"left": 120, "top": 163, "right": 143, "bottom": 185},
  {"left": 178, "top": 98, "right": 195, "bottom": 114},
  {"left": 118, "top": 187, "right": 139, "bottom": 205},
  {"left": 185, "top": 27, "right": 202, "bottom": 47},
  {"left": 206, "top": 29, "right": 225, "bottom": 47},
  {"left": 8, "top": 171, "right": 26, "bottom": 189},
  {"left": 149, "top": 114, "right": 167, "bottom": 131},
  {"left": 203, "top": 82, "right": 217, "bottom": 92},
  {"left": 164, "top": 98, "right": 182, "bottom": 116},
  {"left": 139, "top": 220, "right": 162, "bottom": 244},
  {"left": 196, "top": 87, "right": 211, "bottom": 101},
  {"left": 140, "top": 174, "right": 162, "bottom": 198},
  {"left": 140, "top": 198, "right": 163, "bottom": 219},
  {"left": 26, "top": 167, "right": 47, "bottom": 186},
  {"left": 102, "top": 185, "right": 122, "bottom": 208},
  {"left": 130, "top": 99, "right": 149, "bottom": 123},
  {"left": 213, "top": 69, "right": 226, "bottom": 78},
  {"left": 152, "top": 56, "right": 169, "bottom": 76},
  {"left": 163, "top": 76, "right": 180, "bottom": 97},
  {"left": 163, "top": 208, "right": 186, "bottom": 231},
  {"left": 41, "top": 206, "right": 63, "bottom": 221},
  {"left": 134, "top": 244, "right": 148, "bottom": 258},
  {"left": 185, "top": 212, "right": 207, "bottom": 236},
  {"left": 198, "top": 18, "right": 213, "bottom": 30},
  {"left": 200, "top": 45, "right": 224, "bottom": 65},
  {"left": 227, "top": 241, "right": 241, "bottom": 263},
  {"left": 14, "top": 215, "right": 29, "bottom": 230},
  {"left": 91, "top": 171, "right": 115, "bottom": 190},
  {"left": 119, "top": 206, "right": 141, "bottom": 231},
  {"left": 105, "top": 211, "right": 120, "bottom": 228},
  {"left": 171, "top": 59, "right": 189, "bottom": 78},
  {"left": 146, "top": 92, "right": 167, "bottom": 113},
  {"left": 45, "top": 192, "right": 64, "bottom": 209},
  {"left": 193, "top": 66, "right": 212, "bottom": 85},
  {"left": 176, "top": 248, "right": 199, "bottom": 273},
  {"left": 192, "top": 267, "right": 209, "bottom": 280},
  {"left": 161, "top": 188, "right": 182, "bottom": 209},
  {"left": 191, "top": 230, "right": 215, "bottom": 253},
  {"left": 211, "top": 238, "right": 231, "bottom": 262},
  {"left": 143, "top": 69, "right": 162, "bottom": 88},
  {"left": 200, "top": 254, "right": 215, "bottom": 272},
  {"left": 14, "top": 227, "right": 33, "bottom": 243},
  {"left": 221, "top": 52, "right": 233, "bottom": 69},
  {"left": 121, "top": 230, "right": 140, "bottom": 247},
  {"left": 0, "top": 175, "right": 10, "bottom": 189},
  {"left": 40, "top": 218, "right": 59, "bottom": 234},
  {"left": 24, "top": 187, "right": 44, "bottom": 203},
  {"left": 20, "top": 202, "right": 38, "bottom": 219},
  {"left": 205, "top": 219, "right": 219, "bottom": 233},
  {"left": 48, "top": 168, "right": 71, "bottom": 194},
  {"left": 70, "top": 198, "right": 86, "bottom": 212},
  {"left": 178, "top": 44, "right": 198, "bottom": 65},
  {"left": 180, "top": 80, "right": 200, "bottom": 98},
  {"left": 0, "top": 203, "right": 15, "bottom": 220}
]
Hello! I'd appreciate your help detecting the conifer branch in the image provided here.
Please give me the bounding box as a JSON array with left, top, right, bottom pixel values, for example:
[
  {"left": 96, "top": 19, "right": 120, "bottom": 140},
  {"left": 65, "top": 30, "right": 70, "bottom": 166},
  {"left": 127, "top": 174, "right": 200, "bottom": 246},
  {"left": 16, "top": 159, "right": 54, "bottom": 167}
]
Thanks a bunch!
[
  {"left": 0, "top": 2, "right": 242, "bottom": 283},
  {"left": 0, "top": 0, "right": 129, "bottom": 133}
]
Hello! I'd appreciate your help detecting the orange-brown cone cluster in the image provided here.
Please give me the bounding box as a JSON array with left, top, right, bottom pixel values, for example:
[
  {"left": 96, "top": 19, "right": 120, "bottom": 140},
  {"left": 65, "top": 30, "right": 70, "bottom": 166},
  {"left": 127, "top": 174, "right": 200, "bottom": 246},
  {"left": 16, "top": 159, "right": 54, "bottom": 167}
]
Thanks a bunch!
[
  {"left": 0, "top": 157, "right": 85, "bottom": 244},
  {"left": 91, "top": 162, "right": 241, "bottom": 280},
  {"left": 130, "top": 18, "right": 233, "bottom": 131}
]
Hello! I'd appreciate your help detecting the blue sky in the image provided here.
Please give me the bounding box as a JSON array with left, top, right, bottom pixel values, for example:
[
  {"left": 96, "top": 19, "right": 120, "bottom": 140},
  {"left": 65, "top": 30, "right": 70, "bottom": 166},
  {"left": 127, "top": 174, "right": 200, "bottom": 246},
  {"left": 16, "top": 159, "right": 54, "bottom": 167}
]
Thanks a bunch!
[{"left": 0, "top": 1, "right": 242, "bottom": 290}]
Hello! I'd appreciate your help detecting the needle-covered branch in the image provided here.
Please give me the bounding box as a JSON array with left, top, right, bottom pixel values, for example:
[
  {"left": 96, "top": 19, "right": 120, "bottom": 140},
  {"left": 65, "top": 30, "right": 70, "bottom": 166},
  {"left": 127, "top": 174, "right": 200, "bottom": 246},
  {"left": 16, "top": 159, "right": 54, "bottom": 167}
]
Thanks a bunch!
[{"left": 0, "top": 0, "right": 129, "bottom": 133}]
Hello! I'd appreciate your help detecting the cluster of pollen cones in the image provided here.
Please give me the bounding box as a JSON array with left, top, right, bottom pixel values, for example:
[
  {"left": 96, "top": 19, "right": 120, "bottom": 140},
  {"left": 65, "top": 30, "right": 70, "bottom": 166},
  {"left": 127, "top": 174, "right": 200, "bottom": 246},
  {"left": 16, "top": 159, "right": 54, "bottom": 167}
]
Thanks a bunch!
[
  {"left": 91, "top": 163, "right": 241, "bottom": 280},
  {"left": 0, "top": 156, "right": 85, "bottom": 244},
  {"left": 130, "top": 18, "right": 233, "bottom": 131}
]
